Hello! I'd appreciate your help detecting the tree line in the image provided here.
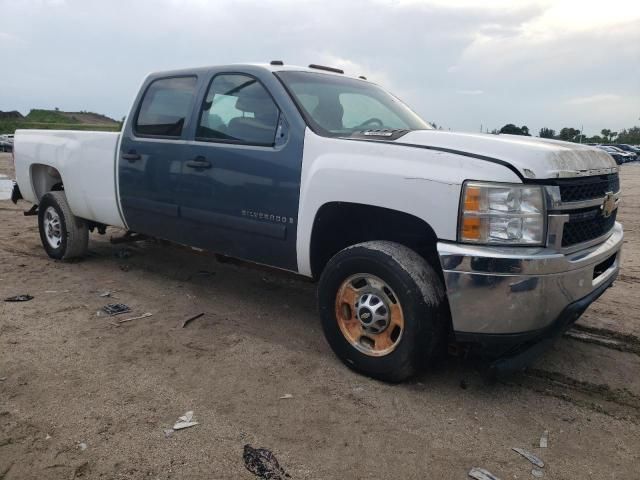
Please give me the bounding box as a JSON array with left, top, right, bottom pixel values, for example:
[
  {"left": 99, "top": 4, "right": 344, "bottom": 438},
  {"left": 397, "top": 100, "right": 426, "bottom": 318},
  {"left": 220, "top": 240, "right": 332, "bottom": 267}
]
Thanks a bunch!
[{"left": 493, "top": 124, "right": 640, "bottom": 144}]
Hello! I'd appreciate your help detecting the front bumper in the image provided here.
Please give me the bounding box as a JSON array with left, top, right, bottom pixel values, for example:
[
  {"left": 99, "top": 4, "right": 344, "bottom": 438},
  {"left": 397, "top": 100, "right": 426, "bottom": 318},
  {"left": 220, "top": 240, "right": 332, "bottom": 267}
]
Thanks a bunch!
[{"left": 437, "top": 222, "right": 623, "bottom": 343}]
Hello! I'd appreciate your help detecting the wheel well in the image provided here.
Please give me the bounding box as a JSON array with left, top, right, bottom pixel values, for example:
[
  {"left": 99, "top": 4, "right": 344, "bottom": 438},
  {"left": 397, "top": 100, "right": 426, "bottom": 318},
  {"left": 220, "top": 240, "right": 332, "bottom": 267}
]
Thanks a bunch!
[
  {"left": 30, "top": 164, "right": 63, "bottom": 201},
  {"left": 309, "top": 202, "right": 442, "bottom": 280}
]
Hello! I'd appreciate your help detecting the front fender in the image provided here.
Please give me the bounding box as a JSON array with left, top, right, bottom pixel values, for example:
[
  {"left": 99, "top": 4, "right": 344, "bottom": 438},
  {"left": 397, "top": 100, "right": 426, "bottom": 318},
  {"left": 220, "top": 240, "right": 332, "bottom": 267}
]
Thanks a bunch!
[{"left": 295, "top": 130, "right": 521, "bottom": 276}]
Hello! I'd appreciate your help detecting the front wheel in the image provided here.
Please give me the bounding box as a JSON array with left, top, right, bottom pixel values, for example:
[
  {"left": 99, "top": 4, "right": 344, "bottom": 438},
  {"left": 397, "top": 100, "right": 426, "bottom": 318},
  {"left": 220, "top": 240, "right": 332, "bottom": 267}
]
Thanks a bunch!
[
  {"left": 318, "top": 241, "right": 448, "bottom": 382},
  {"left": 38, "top": 191, "right": 89, "bottom": 260}
]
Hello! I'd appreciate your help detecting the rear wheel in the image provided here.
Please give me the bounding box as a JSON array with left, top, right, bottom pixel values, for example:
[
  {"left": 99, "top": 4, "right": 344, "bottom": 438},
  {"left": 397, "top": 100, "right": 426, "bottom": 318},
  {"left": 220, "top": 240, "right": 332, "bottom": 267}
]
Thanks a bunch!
[
  {"left": 318, "top": 241, "right": 447, "bottom": 382},
  {"left": 38, "top": 191, "right": 88, "bottom": 260}
]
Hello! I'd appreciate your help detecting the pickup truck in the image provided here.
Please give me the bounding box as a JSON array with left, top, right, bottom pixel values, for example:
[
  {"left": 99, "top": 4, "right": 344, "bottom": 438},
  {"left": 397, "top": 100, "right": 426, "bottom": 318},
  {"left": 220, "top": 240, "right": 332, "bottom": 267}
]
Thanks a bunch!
[{"left": 11, "top": 62, "right": 623, "bottom": 381}]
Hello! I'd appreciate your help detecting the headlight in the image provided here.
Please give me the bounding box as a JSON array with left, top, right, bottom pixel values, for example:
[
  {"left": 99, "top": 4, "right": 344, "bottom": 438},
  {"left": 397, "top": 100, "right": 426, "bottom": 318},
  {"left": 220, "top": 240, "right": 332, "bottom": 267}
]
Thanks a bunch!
[{"left": 459, "top": 182, "right": 546, "bottom": 245}]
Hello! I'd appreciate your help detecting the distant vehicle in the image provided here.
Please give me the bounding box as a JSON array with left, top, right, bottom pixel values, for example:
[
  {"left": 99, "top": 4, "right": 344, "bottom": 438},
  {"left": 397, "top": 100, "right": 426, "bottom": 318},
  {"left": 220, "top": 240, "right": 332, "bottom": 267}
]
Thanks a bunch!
[
  {"left": 10, "top": 63, "right": 623, "bottom": 381},
  {"left": 607, "top": 146, "right": 637, "bottom": 162},
  {"left": 597, "top": 145, "right": 633, "bottom": 164},
  {"left": 0, "top": 134, "right": 14, "bottom": 152},
  {"left": 614, "top": 144, "right": 640, "bottom": 160}
]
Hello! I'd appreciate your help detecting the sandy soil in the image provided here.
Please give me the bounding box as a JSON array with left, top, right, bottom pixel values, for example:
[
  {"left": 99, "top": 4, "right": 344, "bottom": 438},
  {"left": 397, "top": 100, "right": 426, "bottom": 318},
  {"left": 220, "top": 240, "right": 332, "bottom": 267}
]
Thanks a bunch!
[{"left": 1, "top": 152, "right": 639, "bottom": 479}]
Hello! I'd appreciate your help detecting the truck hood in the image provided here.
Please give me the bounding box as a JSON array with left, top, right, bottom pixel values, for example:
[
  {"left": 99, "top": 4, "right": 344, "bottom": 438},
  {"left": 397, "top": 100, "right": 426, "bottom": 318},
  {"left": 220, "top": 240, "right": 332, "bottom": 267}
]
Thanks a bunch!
[{"left": 394, "top": 130, "right": 617, "bottom": 179}]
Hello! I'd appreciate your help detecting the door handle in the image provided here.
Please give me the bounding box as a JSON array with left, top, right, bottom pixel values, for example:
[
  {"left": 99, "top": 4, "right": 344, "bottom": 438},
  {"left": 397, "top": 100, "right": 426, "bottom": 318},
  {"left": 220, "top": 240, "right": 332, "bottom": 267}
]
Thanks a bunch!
[
  {"left": 186, "top": 157, "right": 212, "bottom": 169},
  {"left": 122, "top": 151, "right": 141, "bottom": 162}
]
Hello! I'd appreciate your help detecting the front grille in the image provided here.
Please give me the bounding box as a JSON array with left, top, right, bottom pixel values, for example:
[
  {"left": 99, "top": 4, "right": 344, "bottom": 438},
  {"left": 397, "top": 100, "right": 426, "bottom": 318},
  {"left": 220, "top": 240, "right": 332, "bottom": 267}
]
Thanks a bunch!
[
  {"left": 558, "top": 173, "right": 619, "bottom": 202},
  {"left": 562, "top": 208, "right": 617, "bottom": 247}
]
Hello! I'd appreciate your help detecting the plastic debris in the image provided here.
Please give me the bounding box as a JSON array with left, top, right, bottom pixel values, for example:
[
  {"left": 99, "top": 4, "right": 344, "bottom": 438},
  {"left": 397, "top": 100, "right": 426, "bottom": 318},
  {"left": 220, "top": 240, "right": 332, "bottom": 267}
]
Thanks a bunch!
[
  {"left": 102, "top": 303, "right": 130, "bottom": 316},
  {"left": 468, "top": 467, "right": 501, "bottom": 480},
  {"left": 279, "top": 394, "right": 293, "bottom": 399},
  {"left": 99, "top": 291, "right": 112, "bottom": 298},
  {"left": 181, "top": 312, "right": 204, "bottom": 328},
  {"left": 173, "top": 411, "right": 199, "bottom": 430},
  {"left": 539, "top": 430, "right": 548, "bottom": 448},
  {"left": 117, "top": 312, "right": 152, "bottom": 324},
  {"left": 45, "top": 434, "right": 51, "bottom": 440},
  {"left": 532, "top": 468, "right": 544, "bottom": 478},
  {"left": 78, "top": 442, "right": 87, "bottom": 451},
  {"left": 243, "top": 444, "right": 289, "bottom": 479},
  {"left": 4, "top": 294, "right": 33, "bottom": 302},
  {"left": 512, "top": 448, "right": 545, "bottom": 468}
]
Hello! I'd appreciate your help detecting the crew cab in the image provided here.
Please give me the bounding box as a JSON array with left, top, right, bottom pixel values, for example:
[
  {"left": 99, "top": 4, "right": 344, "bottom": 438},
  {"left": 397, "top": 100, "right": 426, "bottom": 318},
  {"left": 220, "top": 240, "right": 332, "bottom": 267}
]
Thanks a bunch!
[{"left": 11, "top": 62, "right": 623, "bottom": 380}]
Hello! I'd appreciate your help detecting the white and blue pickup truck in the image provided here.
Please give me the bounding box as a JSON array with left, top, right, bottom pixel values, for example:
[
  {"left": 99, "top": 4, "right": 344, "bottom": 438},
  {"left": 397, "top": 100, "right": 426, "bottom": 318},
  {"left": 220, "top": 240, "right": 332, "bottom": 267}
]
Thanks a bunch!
[{"left": 11, "top": 62, "right": 623, "bottom": 381}]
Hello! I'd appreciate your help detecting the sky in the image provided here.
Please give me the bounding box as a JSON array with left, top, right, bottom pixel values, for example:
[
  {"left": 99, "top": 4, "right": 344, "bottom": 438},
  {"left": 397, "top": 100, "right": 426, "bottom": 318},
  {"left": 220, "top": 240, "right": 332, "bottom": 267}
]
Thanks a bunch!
[{"left": 0, "top": 0, "right": 638, "bottom": 136}]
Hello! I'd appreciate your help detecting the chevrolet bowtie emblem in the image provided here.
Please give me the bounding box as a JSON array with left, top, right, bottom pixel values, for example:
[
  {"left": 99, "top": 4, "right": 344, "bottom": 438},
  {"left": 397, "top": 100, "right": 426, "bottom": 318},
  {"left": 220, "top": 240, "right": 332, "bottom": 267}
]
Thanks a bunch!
[{"left": 601, "top": 192, "right": 617, "bottom": 218}]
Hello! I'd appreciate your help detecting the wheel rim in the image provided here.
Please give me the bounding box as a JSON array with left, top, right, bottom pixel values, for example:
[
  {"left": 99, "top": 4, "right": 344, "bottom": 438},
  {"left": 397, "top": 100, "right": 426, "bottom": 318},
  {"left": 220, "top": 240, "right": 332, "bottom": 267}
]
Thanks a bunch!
[
  {"left": 335, "top": 273, "right": 404, "bottom": 357},
  {"left": 43, "top": 206, "right": 63, "bottom": 249}
]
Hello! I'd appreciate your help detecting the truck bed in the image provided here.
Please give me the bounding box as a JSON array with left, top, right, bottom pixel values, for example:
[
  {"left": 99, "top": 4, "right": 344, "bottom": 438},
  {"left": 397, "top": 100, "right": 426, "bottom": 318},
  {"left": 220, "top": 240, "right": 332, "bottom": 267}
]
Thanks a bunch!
[{"left": 14, "top": 130, "right": 125, "bottom": 228}]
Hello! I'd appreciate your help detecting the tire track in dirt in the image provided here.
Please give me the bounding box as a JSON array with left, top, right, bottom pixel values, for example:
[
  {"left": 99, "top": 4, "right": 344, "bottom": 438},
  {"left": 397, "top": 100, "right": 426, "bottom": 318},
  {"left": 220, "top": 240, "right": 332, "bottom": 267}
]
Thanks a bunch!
[
  {"left": 506, "top": 368, "right": 640, "bottom": 423},
  {"left": 564, "top": 324, "right": 640, "bottom": 356}
]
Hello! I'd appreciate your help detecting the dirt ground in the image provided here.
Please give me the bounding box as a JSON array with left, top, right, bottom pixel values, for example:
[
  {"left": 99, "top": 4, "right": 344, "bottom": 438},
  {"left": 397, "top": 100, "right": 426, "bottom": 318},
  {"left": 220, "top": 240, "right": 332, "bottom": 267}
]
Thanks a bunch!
[{"left": 1, "top": 152, "right": 639, "bottom": 479}]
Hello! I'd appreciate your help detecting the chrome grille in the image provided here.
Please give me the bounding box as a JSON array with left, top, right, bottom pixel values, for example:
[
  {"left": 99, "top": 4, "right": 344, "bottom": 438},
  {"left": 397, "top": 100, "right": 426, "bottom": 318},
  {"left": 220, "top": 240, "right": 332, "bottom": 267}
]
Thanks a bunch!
[
  {"left": 557, "top": 173, "right": 619, "bottom": 202},
  {"left": 562, "top": 208, "right": 617, "bottom": 247},
  {"left": 545, "top": 173, "right": 620, "bottom": 251}
]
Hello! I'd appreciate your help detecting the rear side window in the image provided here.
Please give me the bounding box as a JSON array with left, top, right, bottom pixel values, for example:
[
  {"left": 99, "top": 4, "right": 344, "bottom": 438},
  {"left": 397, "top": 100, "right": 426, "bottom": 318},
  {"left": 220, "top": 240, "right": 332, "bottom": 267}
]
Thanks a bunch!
[
  {"left": 196, "top": 74, "right": 280, "bottom": 146},
  {"left": 135, "top": 76, "right": 197, "bottom": 137}
]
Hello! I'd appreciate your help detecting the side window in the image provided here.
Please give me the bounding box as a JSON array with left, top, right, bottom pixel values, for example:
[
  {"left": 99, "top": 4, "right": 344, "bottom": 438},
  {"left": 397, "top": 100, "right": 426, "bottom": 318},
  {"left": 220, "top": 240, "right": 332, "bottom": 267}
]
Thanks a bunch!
[
  {"left": 135, "top": 76, "right": 197, "bottom": 137},
  {"left": 197, "top": 74, "right": 280, "bottom": 146}
]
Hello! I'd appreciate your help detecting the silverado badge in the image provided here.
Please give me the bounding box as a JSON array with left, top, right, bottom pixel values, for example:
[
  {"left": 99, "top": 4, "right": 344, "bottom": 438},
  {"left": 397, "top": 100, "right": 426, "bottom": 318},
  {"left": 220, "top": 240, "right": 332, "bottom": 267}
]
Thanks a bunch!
[{"left": 601, "top": 192, "right": 617, "bottom": 218}]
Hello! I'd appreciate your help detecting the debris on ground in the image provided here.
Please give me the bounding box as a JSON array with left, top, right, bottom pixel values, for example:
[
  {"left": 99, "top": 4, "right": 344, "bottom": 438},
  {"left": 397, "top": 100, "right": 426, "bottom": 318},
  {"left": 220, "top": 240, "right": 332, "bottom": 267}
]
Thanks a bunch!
[
  {"left": 78, "top": 442, "right": 87, "bottom": 451},
  {"left": 74, "top": 461, "right": 89, "bottom": 477},
  {"left": 0, "top": 377, "right": 6, "bottom": 381},
  {"left": 512, "top": 448, "right": 545, "bottom": 468},
  {"left": 539, "top": 430, "right": 548, "bottom": 448},
  {"left": 172, "top": 411, "right": 199, "bottom": 430},
  {"left": 243, "top": 444, "right": 289, "bottom": 479},
  {"left": 181, "top": 312, "right": 204, "bottom": 328},
  {"left": 44, "top": 290, "right": 69, "bottom": 294},
  {"left": 4, "top": 294, "right": 33, "bottom": 302},
  {"left": 532, "top": 468, "right": 544, "bottom": 478},
  {"left": 163, "top": 429, "right": 174, "bottom": 438},
  {"left": 468, "top": 467, "right": 501, "bottom": 480},
  {"left": 102, "top": 303, "right": 131, "bottom": 316},
  {"left": 279, "top": 394, "right": 293, "bottom": 400},
  {"left": 99, "top": 291, "right": 112, "bottom": 298},
  {"left": 117, "top": 312, "right": 152, "bottom": 324},
  {"left": 196, "top": 270, "right": 216, "bottom": 277},
  {"left": 114, "top": 248, "right": 132, "bottom": 259}
]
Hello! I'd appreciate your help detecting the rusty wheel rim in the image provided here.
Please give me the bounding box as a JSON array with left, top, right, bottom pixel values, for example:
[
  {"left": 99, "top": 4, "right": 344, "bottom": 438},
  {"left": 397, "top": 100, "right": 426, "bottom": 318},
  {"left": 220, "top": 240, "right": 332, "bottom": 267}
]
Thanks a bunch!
[{"left": 335, "top": 274, "right": 404, "bottom": 357}]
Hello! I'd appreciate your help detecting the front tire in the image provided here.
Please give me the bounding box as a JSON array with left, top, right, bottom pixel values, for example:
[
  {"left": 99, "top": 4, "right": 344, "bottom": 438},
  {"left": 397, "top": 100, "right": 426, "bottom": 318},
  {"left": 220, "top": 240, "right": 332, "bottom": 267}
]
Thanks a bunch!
[
  {"left": 318, "top": 241, "right": 447, "bottom": 382},
  {"left": 38, "top": 191, "right": 88, "bottom": 260}
]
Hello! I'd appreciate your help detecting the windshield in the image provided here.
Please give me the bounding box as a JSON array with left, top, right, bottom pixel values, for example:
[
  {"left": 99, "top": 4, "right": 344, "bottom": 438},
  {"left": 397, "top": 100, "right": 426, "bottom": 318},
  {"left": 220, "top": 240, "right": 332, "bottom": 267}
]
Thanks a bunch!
[{"left": 277, "top": 71, "right": 431, "bottom": 137}]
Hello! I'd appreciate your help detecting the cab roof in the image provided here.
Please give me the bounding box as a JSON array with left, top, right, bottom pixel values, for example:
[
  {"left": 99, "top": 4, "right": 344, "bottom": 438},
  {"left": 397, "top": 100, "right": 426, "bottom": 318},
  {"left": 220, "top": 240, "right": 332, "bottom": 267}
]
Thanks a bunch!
[{"left": 147, "top": 63, "right": 370, "bottom": 82}]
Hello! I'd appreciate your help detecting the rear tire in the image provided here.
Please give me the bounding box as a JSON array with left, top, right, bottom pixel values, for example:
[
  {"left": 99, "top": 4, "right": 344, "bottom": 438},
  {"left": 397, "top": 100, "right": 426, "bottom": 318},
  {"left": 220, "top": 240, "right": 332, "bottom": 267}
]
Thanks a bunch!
[
  {"left": 318, "top": 241, "right": 447, "bottom": 382},
  {"left": 38, "top": 191, "right": 88, "bottom": 260}
]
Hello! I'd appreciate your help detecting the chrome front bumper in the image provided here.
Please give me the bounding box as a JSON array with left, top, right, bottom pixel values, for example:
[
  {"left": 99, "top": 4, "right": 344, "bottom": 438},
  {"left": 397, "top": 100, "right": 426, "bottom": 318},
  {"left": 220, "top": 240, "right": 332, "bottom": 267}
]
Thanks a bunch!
[{"left": 438, "top": 222, "right": 623, "bottom": 335}]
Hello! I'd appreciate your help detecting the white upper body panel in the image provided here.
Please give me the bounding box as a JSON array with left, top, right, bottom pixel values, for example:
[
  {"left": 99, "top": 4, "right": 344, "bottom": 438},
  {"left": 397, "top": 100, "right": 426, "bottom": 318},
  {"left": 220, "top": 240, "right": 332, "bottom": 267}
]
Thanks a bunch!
[
  {"left": 399, "top": 130, "right": 617, "bottom": 179},
  {"left": 14, "top": 130, "right": 125, "bottom": 228},
  {"left": 295, "top": 129, "right": 522, "bottom": 276}
]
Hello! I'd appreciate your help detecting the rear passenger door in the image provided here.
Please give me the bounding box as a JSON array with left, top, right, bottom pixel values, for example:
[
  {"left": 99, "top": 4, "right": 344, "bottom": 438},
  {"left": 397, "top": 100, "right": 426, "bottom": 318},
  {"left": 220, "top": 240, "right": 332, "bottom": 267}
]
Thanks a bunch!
[
  {"left": 118, "top": 76, "right": 198, "bottom": 241},
  {"left": 177, "top": 72, "right": 303, "bottom": 270}
]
